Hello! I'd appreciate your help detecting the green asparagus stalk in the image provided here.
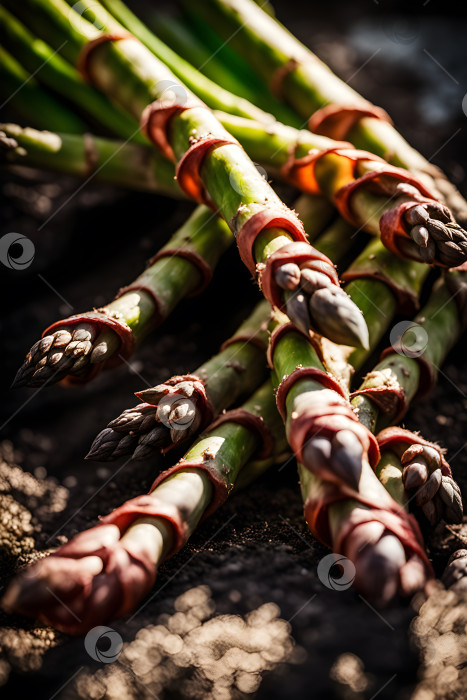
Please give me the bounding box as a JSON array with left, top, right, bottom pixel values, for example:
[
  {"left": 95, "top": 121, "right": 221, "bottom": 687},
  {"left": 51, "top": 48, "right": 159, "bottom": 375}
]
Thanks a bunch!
[
  {"left": 351, "top": 272, "right": 466, "bottom": 525},
  {"left": 215, "top": 111, "right": 467, "bottom": 268},
  {"left": 95, "top": 0, "right": 301, "bottom": 127},
  {"left": 86, "top": 198, "right": 343, "bottom": 461},
  {"left": 2, "top": 380, "right": 287, "bottom": 634},
  {"left": 0, "top": 7, "right": 143, "bottom": 142},
  {"left": 0, "top": 123, "right": 181, "bottom": 197},
  {"left": 65, "top": 0, "right": 467, "bottom": 267},
  {"left": 12, "top": 206, "right": 233, "bottom": 388},
  {"left": 0, "top": 46, "right": 85, "bottom": 134},
  {"left": 189, "top": 0, "right": 467, "bottom": 220},
  {"left": 267, "top": 224, "right": 434, "bottom": 604},
  {"left": 150, "top": 11, "right": 294, "bottom": 121},
  {"left": 14, "top": 0, "right": 369, "bottom": 348},
  {"left": 269, "top": 324, "right": 432, "bottom": 604},
  {"left": 87, "top": 300, "right": 272, "bottom": 461},
  {"left": 352, "top": 276, "right": 463, "bottom": 433}
]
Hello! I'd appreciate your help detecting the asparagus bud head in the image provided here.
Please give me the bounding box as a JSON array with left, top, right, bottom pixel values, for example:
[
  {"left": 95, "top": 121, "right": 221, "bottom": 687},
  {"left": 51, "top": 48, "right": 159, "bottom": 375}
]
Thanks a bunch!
[
  {"left": 344, "top": 520, "right": 425, "bottom": 606},
  {"left": 276, "top": 261, "right": 369, "bottom": 349},
  {"left": 404, "top": 202, "right": 467, "bottom": 267},
  {"left": 302, "top": 429, "right": 363, "bottom": 490},
  {"left": 87, "top": 380, "right": 204, "bottom": 462},
  {"left": 1, "top": 523, "right": 156, "bottom": 635},
  {"left": 12, "top": 323, "right": 121, "bottom": 388},
  {"left": 400, "top": 443, "right": 463, "bottom": 525},
  {"left": 442, "top": 549, "right": 467, "bottom": 595}
]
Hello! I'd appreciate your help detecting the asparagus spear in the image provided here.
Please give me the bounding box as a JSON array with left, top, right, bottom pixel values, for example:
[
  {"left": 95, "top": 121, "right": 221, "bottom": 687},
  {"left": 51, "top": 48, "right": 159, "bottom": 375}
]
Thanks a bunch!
[
  {"left": 188, "top": 0, "right": 467, "bottom": 221},
  {"left": 442, "top": 550, "right": 467, "bottom": 596},
  {"left": 153, "top": 13, "right": 270, "bottom": 107},
  {"left": 67, "top": 0, "right": 467, "bottom": 268},
  {"left": 0, "top": 7, "right": 143, "bottom": 142},
  {"left": 216, "top": 111, "right": 467, "bottom": 268},
  {"left": 12, "top": 206, "right": 233, "bottom": 388},
  {"left": 351, "top": 272, "right": 467, "bottom": 525},
  {"left": 268, "top": 321, "right": 432, "bottom": 605},
  {"left": 0, "top": 123, "right": 181, "bottom": 197},
  {"left": 2, "top": 380, "right": 287, "bottom": 634},
  {"left": 94, "top": 0, "right": 301, "bottom": 127},
  {"left": 87, "top": 300, "right": 271, "bottom": 461},
  {"left": 13, "top": 0, "right": 369, "bottom": 348},
  {"left": 0, "top": 46, "right": 85, "bottom": 134},
  {"left": 88, "top": 203, "right": 361, "bottom": 462},
  {"left": 266, "top": 218, "right": 437, "bottom": 604}
]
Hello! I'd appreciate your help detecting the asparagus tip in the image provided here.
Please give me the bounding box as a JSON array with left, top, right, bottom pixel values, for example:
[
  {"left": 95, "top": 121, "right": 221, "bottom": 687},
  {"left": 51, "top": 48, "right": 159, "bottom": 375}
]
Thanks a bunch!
[
  {"left": 309, "top": 287, "right": 370, "bottom": 350},
  {"left": 355, "top": 534, "right": 406, "bottom": 606},
  {"left": 405, "top": 203, "right": 467, "bottom": 267},
  {"left": 330, "top": 430, "right": 364, "bottom": 491},
  {"left": 302, "top": 430, "right": 363, "bottom": 489}
]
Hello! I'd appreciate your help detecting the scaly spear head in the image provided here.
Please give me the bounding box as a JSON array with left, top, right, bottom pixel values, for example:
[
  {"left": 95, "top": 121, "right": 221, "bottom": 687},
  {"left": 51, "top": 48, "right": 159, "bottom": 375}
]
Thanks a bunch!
[
  {"left": 401, "top": 442, "right": 463, "bottom": 524},
  {"left": 405, "top": 203, "right": 467, "bottom": 267},
  {"left": 308, "top": 287, "right": 370, "bottom": 350},
  {"left": 11, "top": 323, "right": 114, "bottom": 388},
  {"left": 1, "top": 523, "right": 156, "bottom": 634},
  {"left": 346, "top": 521, "right": 408, "bottom": 606},
  {"left": 132, "top": 425, "right": 169, "bottom": 460},
  {"left": 355, "top": 533, "right": 407, "bottom": 607},
  {"left": 108, "top": 403, "right": 157, "bottom": 434},
  {"left": 86, "top": 427, "right": 138, "bottom": 461},
  {"left": 276, "top": 261, "right": 369, "bottom": 348},
  {"left": 301, "top": 430, "right": 363, "bottom": 489},
  {"left": 330, "top": 430, "right": 364, "bottom": 491},
  {"left": 442, "top": 549, "right": 467, "bottom": 594}
]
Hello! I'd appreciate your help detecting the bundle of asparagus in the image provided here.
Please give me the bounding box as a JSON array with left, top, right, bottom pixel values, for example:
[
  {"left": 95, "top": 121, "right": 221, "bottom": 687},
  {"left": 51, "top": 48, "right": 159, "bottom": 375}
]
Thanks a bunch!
[
  {"left": 3, "top": 380, "right": 288, "bottom": 634},
  {"left": 61, "top": 0, "right": 467, "bottom": 268},
  {"left": 185, "top": 0, "right": 467, "bottom": 220},
  {"left": 1, "top": 0, "right": 466, "bottom": 639}
]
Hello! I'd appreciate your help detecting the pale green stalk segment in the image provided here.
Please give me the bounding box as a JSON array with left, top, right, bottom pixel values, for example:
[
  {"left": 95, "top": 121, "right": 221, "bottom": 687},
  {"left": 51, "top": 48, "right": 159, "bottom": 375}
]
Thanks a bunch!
[
  {"left": 189, "top": 0, "right": 467, "bottom": 215},
  {"left": 0, "top": 7, "right": 142, "bottom": 141},
  {"left": 0, "top": 124, "right": 181, "bottom": 196}
]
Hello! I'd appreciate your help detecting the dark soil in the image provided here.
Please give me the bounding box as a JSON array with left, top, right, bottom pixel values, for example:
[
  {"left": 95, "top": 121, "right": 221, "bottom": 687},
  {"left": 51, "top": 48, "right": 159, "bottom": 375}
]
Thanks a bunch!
[{"left": 0, "top": 2, "right": 466, "bottom": 699}]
